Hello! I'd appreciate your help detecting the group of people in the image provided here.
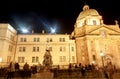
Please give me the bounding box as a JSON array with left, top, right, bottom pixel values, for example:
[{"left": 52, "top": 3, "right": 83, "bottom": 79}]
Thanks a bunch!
[
  {"left": 5, "top": 61, "right": 116, "bottom": 79},
  {"left": 68, "top": 62, "right": 116, "bottom": 79},
  {"left": 6, "top": 62, "right": 42, "bottom": 79}
]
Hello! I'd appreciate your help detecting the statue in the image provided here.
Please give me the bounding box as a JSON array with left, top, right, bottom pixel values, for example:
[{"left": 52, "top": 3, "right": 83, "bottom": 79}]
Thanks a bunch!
[{"left": 43, "top": 49, "right": 53, "bottom": 71}]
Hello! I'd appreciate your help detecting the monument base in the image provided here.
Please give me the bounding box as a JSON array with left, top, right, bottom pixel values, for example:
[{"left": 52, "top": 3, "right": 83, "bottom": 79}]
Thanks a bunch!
[{"left": 33, "top": 71, "right": 54, "bottom": 79}]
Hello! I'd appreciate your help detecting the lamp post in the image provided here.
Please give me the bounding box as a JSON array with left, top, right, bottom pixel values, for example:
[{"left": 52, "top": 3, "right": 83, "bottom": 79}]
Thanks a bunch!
[
  {"left": 0, "top": 57, "right": 2, "bottom": 67},
  {"left": 100, "top": 51, "right": 104, "bottom": 68}
]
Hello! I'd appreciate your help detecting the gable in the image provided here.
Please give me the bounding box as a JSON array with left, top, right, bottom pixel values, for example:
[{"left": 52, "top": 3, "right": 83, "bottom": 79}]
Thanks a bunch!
[{"left": 86, "top": 26, "right": 120, "bottom": 35}]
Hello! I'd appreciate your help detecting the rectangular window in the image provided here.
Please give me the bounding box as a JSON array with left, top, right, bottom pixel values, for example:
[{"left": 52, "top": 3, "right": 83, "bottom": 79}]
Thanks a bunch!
[
  {"left": 7, "top": 56, "right": 11, "bottom": 63},
  {"left": 72, "top": 56, "right": 75, "bottom": 63},
  {"left": 37, "top": 47, "right": 39, "bottom": 52},
  {"left": 59, "top": 38, "right": 62, "bottom": 42},
  {"left": 32, "top": 56, "right": 39, "bottom": 63},
  {"left": 34, "top": 38, "right": 36, "bottom": 42},
  {"left": 18, "top": 57, "right": 24, "bottom": 63},
  {"left": 23, "top": 47, "right": 26, "bottom": 52},
  {"left": 47, "top": 38, "right": 49, "bottom": 43},
  {"left": 36, "top": 56, "right": 39, "bottom": 62},
  {"left": 71, "top": 47, "right": 74, "bottom": 52},
  {"left": 19, "top": 47, "right": 22, "bottom": 52},
  {"left": 19, "top": 47, "right": 26, "bottom": 52},
  {"left": 34, "top": 38, "right": 40, "bottom": 42},
  {"left": 59, "top": 56, "right": 62, "bottom": 62},
  {"left": 32, "top": 57, "right": 35, "bottom": 63},
  {"left": 37, "top": 38, "right": 39, "bottom": 42},
  {"left": 33, "top": 47, "right": 39, "bottom": 52},
  {"left": 20, "top": 38, "right": 23, "bottom": 42},
  {"left": 59, "top": 56, "right": 66, "bottom": 62},
  {"left": 60, "top": 47, "right": 62, "bottom": 51},
  {"left": 59, "top": 38, "right": 65, "bottom": 42},
  {"left": 63, "top": 56, "right": 66, "bottom": 62},
  {"left": 63, "top": 38, "right": 65, "bottom": 42},
  {"left": 50, "top": 38, "right": 52, "bottom": 42},
  {"left": 63, "top": 47, "right": 66, "bottom": 51},
  {"left": 20, "top": 38, "right": 27, "bottom": 42},
  {"left": 33, "top": 47, "right": 36, "bottom": 52},
  {"left": 24, "top": 38, "right": 26, "bottom": 42}
]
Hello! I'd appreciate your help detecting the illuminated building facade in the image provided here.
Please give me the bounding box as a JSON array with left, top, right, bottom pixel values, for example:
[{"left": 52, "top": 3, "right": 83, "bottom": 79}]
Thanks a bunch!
[
  {"left": 0, "top": 5, "right": 120, "bottom": 69},
  {"left": 0, "top": 24, "right": 76, "bottom": 68},
  {"left": 71, "top": 5, "right": 120, "bottom": 68},
  {"left": 0, "top": 24, "right": 17, "bottom": 66}
]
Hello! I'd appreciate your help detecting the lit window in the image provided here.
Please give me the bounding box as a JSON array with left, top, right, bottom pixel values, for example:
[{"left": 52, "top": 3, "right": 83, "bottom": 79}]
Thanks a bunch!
[
  {"left": 33, "top": 47, "right": 36, "bottom": 52},
  {"left": 34, "top": 38, "right": 36, "bottom": 42},
  {"left": 59, "top": 47, "right": 66, "bottom": 52},
  {"left": 32, "top": 57, "right": 35, "bottom": 63},
  {"left": 32, "top": 56, "right": 39, "bottom": 63},
  {"left": 19, "top": 47, "right": 26, "bottom": 52},
  {"left": 20, "top": 38, "right": 27, "bottom": 42},
  {"left": 59, "top": 56, "right": 66, "bottom": 62},
  {"left": 59, "top": 38, "right": 65, "bottom": 42},
  {"left": 18, "top": 57, "right": 24, "bottom": 63},
  {"left": 37, "top": 38, "right": 39, "bottom": 42}
]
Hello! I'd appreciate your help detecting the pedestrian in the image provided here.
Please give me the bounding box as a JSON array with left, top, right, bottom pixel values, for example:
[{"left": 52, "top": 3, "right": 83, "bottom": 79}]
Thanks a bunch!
[
  {"left": 81, "top": 65, "right": 86, "bottom": 77},
  {"left": 106, "top": 62, "right": 115, "bottom": 79},
  {"left": 6, "top": 62, "right": 14, "bottom": 79}
]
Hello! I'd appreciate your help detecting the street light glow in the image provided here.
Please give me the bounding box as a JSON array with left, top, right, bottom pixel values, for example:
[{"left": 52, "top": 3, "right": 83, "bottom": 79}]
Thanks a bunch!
[
  {"left": 50, "top": 27, "right": 56, "bottom": 34},
  {"left": 100, "top": 51, "right": 104, "bottom": 56},
  {"left": 22, "top": 29, "right": 29, "bottom": 33},
  {"left": 0, "top": 57, "right": 2, "bottom": 63}
]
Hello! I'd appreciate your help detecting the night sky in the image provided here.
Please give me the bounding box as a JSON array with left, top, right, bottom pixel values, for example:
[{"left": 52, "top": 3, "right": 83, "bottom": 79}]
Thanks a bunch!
[{"left": 0, "top": 0, "right": 120, "bottom": 34}]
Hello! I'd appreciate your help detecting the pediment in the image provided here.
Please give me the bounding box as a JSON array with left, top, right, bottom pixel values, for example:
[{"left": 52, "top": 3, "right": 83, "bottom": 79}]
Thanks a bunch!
[{"left": 86, "top": 26, "right": 120, "bottom": 35}]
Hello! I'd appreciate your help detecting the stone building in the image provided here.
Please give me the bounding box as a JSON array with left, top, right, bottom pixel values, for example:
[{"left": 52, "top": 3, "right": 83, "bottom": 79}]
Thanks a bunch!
[
  {"left": 0, "top": 4, "right": 120, "bottom": 69},
  {"left": 0, "top": 24, "right": 76, "bottom": 68},
  {"left": 0, "top": 23, "right": 17, "bottom": 66},
  {"left": 71, "top": 5, "right": 120, "bottom": 68}
]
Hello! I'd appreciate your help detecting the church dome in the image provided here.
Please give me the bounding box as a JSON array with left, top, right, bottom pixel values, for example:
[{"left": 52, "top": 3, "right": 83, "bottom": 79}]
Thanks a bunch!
[{"left": 77, "top": 5, "right": 99, "bottom": 20}]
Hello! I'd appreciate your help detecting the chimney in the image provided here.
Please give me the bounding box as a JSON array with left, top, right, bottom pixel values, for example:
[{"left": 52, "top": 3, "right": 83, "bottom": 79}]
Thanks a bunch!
[
  {"left": 32, "top": 30, "right": 34, "bottom": 34},
  {"left": 42, "top": 30, "right": 45, "bottom": 34}
]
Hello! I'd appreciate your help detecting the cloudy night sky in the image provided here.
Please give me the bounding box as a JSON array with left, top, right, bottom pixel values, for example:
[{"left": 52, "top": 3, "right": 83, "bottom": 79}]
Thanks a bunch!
[{"left": 0, "top": 0, "right": 120, "bottom": 34}]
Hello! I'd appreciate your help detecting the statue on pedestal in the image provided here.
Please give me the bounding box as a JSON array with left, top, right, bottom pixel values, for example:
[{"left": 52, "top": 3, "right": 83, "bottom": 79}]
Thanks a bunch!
[{"left": 43, "top": 49, "right": 53, "bottom": 71}]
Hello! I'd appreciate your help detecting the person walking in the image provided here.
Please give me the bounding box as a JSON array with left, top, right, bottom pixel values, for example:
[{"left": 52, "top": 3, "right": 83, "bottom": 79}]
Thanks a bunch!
[{"left": 106, "top": 62, "right": 114, "bottom": 79}]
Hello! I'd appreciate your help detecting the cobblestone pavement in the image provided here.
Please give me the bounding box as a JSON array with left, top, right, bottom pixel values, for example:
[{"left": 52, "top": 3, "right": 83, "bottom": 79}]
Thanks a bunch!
[{"left": 0, "top": 72, "right": 120, "bottom": 79}]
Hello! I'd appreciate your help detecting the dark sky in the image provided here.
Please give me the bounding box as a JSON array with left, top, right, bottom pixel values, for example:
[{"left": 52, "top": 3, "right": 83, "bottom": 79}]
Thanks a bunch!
[{"left": 0, "top": 0, "right": 120, "bottom": 34}]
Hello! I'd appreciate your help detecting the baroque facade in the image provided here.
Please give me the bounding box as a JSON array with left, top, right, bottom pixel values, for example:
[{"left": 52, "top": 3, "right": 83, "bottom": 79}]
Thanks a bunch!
[
  {"left": 0, "top": 5, "right": 120, "bottom": 69},
  {"left": 71, "top": 5, "right": 120, "bottom": 68}
]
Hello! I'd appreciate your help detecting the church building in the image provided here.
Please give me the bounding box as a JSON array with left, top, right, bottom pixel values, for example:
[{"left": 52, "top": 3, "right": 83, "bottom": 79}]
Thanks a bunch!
[{"left": 71, "top": 5, "right": 120, "bottom": 68}]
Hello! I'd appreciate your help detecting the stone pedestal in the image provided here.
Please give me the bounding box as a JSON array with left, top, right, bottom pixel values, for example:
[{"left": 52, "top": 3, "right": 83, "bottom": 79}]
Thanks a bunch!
[{"left": 34, "top": 71, "right": 54, "bottom": 79}]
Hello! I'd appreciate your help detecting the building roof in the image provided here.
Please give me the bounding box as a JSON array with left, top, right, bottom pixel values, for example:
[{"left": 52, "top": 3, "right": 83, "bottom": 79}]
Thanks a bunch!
[{"left": 77, "top": 5, "right": 99, "bottom": 20}]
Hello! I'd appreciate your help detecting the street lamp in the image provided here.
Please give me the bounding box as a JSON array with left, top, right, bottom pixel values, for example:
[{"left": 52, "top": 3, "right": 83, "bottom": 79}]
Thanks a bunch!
[
  {"left": 100, "top": 51, "right": 104, "bottom": 68},
  {"left": 0, "top": 57, "right": 2, "bottom": 67}
]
